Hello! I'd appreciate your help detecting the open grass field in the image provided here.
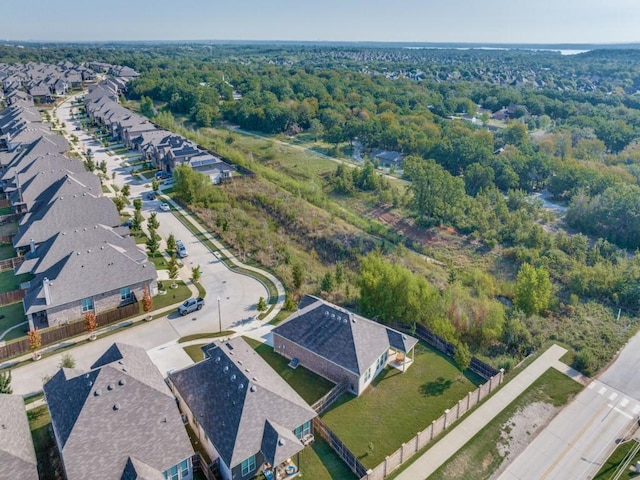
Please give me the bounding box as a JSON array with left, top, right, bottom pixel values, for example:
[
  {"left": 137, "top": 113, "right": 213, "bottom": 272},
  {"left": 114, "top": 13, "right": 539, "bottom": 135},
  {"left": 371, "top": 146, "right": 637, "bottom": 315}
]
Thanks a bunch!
[
  {"left": 244, "top": 336, "right": 334, "bottom": 405},
  {"left": 320, "top": 343, "right": 484, "bottom": 469},
  {"left": 424, "top": 368, "right": 583, "bottom": 480}
]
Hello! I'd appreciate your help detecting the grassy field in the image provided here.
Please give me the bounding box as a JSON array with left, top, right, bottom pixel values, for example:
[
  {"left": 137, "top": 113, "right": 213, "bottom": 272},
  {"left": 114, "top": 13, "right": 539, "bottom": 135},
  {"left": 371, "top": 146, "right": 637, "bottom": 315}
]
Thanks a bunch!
[
  {"left": 0, "top": 302, "right": 28, "bottom": 340},
  {"left": 28, "top": 405, "right": 61, "bottom": 480},
  {"left": 594, "top": 440, "right": 640, "bottom": 480},
  {"left": 321, "top": 343, "right": 484, "bottom": 469},
  {"left": 244, "top": 336, "right": 334, "bottom": 405},
  {"left": 424, "top": 368, "right": 583, "bottom": 480},
  {"left": 184, "top": 343, "right": 205, "bottom": 362}
]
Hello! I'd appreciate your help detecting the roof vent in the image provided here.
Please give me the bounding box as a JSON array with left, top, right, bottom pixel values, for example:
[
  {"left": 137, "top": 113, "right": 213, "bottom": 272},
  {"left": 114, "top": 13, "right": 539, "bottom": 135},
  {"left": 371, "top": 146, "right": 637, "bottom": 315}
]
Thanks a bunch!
[
  {"left": 230, "top": 374, "right": 236, "bottom": 381},
  {"left": 337, "top": 316, "right": 341, "bottom": 322},
  {"left": 352, "top": 318, "right": 357, "bottom": 323},
  {"left": 223, "top": 366, "right": 229, "bottom": 373},
  {"left": 113, "top": 403, "right": 120, "bottom": 411},
  {"left": 331, "top": 314, "right": 335, "bottom": 319},
  {"left": 215, "top": 356, "right": 221, "bottom": 363},
  {"left": 238, "top": 383, "right": 244, "bottom": 390},
  {"left": 252, "top": 376, "right": 258, "bottom": 382},
  {"left": 250, "top": 385, "right": 257, "bottom": 392},
  {"left": 324, "top": 310, "right": 329, "bottom": 317},
  {"left": 107, "top": 384, "right": 114, "bottom": 391},
  {"left": 278, "top": 439, "right": 285, "bottom": 446},
  {"left": 343, "top": 318, "right": 348, "bottom": 325},
  {"left": 402, "top": 335, "right": 407, "bottom": 340},
  {"left": 118, "top": 379, "right": 126, "bottom": 386},
  {"left": 94, "top": 389, "right": 102, "bottom": 396}
]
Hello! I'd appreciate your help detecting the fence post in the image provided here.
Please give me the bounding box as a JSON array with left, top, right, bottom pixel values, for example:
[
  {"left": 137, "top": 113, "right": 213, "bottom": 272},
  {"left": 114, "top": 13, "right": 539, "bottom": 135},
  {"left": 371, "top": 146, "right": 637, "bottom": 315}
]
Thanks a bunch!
[
  {"left": 400, "top": 443, "right": 405, "bottom": 463},
  {"left": 384, "top": 457, "right": 389, "bottom": 476},
  {"left": 467, "top": 391, "right": 471, "bottom": 409},
  {"left": 489, "top": 375, "right": 494, "bottom": 393},
  {"left": 457, "top": 399, "right": 461, "bottom": 418},
  {"left": 415, "top": 432, "right": 419, "bottom": 451},
  {"left": 443, "top": 409, "right": 450, "bottom": 429},
  {"left": 478, "top": 385, "right": 482, "bottom": 402},
  {"left": 430, "top": 420, "right": 436, "bottom": 440},
  {"left": 500, "top": 367, "right": 505, "bottom": 384}
]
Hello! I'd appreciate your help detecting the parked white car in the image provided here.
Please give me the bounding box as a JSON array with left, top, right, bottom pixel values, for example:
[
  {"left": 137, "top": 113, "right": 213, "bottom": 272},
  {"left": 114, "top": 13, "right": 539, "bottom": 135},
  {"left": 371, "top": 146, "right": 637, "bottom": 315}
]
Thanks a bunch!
[{"left": 159, "top": 202, "right": 170, "bottom": 212}]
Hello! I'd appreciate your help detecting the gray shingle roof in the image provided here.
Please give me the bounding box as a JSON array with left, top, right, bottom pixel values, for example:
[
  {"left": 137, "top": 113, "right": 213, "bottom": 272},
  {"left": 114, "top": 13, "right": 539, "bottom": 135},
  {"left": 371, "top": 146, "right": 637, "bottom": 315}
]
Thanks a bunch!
[
  {"left": 44, "top": 343, "right": 193, "bottom": 480},
  {"left": 14, "top": 195, "right": 120, "bottom": 248},
  {"left": 0, "top": 395, "right": 39, "bottom": 480},
  {"left": 273, "top": 296, "right": 419, "bottom": 376},
  {"left": 168, "top": 337, "right": 316, "bottom": 469},
  {"left": 14, "top": 170, "right": 101, "bottom": 211}
]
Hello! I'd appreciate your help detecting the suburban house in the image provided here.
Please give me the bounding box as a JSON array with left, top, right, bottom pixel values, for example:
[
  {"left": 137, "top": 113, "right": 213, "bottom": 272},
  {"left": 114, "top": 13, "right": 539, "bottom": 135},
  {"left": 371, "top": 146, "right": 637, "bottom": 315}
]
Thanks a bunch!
[
  {"left": 44, "top": 343, "right": 195, "bottom": 480},
  {"left": 371, "top": 149, "right": 404, "bottom": 169},
  {"left": 168, "top": 337, "right": 317, "bottom": 480},
  {"left": 0, "top": 395, "right": 39, "bottom": 480},
  {"left": 21, "top": 227, "right": 156, "bottom": 327},
  {"left": 272, "top": 295, "right": 419, "bottom": 396}
]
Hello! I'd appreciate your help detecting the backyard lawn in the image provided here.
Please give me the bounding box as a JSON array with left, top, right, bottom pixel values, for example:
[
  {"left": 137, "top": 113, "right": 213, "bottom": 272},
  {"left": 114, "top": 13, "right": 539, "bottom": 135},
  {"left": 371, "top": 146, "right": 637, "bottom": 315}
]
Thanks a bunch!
[
  {"left": 0, "top": 243, "right": 15, "bottom": 260},
  {"left": 321, "top": 343, "right": 484, "bottom": 469},
  {"left": 298, "top": 437, "right": 357, "bottom": 480},
  {"left": 0, "top": 271, "right": 32, "bottom": 293},
  {"left": 28, "top": 405, "right": 61, "bottom": 480},
  {"left": 244, "top": 336, "right": 334, "bottom": 405},
  {"left": 425, "top": 368, "right": 584, "bottom": 480},
  {"left": 0, "top": 302, "right": 27, "bottom": 340}
]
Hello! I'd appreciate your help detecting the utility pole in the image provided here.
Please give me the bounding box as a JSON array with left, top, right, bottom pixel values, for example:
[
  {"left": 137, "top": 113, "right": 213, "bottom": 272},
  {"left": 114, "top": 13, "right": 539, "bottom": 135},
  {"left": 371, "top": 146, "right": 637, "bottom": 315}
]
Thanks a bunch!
[{"left": 217, "top": 296, "right": 222, "bottom": 333}]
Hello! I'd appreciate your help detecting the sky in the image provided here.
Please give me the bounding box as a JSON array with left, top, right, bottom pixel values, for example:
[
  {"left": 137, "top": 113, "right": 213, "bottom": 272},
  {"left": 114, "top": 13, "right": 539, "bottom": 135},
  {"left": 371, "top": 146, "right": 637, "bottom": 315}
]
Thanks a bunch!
[{"left": 3, "top": 0, "right": 639, "bottom": 44}]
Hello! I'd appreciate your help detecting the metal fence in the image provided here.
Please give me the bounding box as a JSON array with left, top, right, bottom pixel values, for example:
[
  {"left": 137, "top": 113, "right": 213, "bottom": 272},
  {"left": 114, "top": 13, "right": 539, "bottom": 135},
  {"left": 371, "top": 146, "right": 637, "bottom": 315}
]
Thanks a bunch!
[{"left": 312, "top": 381, "right": 348, "bottom": 414}]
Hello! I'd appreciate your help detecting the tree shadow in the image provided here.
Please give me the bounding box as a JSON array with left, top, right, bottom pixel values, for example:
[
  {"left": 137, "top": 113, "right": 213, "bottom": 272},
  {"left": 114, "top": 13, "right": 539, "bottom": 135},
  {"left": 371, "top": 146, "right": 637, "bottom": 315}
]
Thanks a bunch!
[{"left": 420, "top": 376, "right": 453, "bottom": 397}]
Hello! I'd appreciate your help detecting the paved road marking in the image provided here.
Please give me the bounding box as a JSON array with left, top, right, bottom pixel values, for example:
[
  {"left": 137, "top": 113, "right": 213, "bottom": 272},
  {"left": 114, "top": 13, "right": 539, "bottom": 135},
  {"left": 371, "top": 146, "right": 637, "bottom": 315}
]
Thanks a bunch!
[
  {"left": 608, "top": 404, "right": 634, "bottom": 419},
  {"left": 632, "top": 405, "right": 640, "bottom": 415},
  {"left": 620, "top": 398, "right": 630, "bottom": 408},
  {"left": 599, "top": 386, "right": 607, "bottom": 395},
  {"left": 609, "top": 392, "right": 619, "bottom": 401},
  {"left": 588, "top": 382, "right": 595, "bottom": 389}
]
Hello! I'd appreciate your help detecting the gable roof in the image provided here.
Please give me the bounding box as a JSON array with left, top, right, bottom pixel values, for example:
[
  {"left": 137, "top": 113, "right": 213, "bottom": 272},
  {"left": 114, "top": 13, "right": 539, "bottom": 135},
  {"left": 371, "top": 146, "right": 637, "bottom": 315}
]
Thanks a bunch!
[
  {"left": 168, "top": 337, "right": 316, "bottom": 469},
  {"left": 273, "top": 296, "right": 419, "bottom": 376},
  {"left": 43, "top": 343, "right": 193, "bottom": 480},
  {"left": 0, "top": 395, "right": 39, "bottom": 480}
]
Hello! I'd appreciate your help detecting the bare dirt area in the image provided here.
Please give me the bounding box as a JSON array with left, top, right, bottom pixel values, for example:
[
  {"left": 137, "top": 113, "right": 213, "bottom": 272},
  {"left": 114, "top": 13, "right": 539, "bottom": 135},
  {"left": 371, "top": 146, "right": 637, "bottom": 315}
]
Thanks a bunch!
[
  {"left": 369, "top": 205, "right": 436, "bottom": 246},
  {"left": 490, "top": 402, "right": 559, "bottom": 479}
]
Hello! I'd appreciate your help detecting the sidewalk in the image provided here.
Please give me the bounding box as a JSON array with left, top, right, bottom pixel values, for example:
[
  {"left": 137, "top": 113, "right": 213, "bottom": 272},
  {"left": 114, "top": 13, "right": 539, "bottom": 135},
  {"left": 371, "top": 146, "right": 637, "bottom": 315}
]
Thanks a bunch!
[{"left": 394, "top": 344, "right": 569, "bottom": 480}]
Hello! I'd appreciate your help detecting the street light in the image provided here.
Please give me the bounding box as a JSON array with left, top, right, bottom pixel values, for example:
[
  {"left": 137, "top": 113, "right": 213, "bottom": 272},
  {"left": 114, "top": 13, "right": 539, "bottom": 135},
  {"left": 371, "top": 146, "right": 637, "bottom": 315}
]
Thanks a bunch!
[{"left": 217, "top": 296, "right": 222, "bottom": 333}]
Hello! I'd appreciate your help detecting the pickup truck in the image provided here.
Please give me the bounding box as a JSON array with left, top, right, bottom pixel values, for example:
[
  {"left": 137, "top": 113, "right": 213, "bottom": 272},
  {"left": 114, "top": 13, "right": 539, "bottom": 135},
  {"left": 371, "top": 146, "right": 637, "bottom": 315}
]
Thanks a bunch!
[{"left": 178, "top": 297, "right": 204, "bottom": 316}]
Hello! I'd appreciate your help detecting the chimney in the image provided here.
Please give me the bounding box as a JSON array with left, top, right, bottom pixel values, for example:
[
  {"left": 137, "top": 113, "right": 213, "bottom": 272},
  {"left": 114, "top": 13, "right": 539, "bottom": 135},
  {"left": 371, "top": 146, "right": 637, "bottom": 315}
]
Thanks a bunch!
[
  {"left": 29, "top": 238, "right": 35, "bottom": 254},
  {"left": 43, "top": 277, "right": 52, "bottom": 305}
]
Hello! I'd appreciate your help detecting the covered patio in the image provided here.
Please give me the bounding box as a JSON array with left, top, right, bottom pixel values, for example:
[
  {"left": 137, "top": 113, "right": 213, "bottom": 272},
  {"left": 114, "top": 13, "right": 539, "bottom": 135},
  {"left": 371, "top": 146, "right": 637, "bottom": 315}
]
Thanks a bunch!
[{"left": 386, "top": 330, "right": 419, "bottom": 373}]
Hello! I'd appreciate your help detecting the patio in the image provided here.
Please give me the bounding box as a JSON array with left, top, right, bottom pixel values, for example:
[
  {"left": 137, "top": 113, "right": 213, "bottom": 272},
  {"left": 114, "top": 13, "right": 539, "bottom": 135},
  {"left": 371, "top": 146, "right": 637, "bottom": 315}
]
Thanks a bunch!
[{"left": 263, "top": 458, "right": 300, "bottom": 480}]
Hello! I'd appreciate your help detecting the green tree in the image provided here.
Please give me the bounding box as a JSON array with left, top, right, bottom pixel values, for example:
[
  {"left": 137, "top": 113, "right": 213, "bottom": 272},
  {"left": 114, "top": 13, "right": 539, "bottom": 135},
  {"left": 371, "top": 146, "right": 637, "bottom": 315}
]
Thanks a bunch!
[
  {"left": 140, "top": 96, "right": 155, "bottom": 118},
  {"left": 191, "top": 265, "right": 201, "bottom": 283},
  {"left": 168, "top": 253, "right": 179, "bottom": 280},
  {"left": 133, "top": 198, "right": 142, "bottom": 212},
  {"left": 148, "top": 212, "right": 160, "bottom": 230},
  {"left": 112, "top": 195, "right": 127, "bottom": 215},
  {"left": 167, "top": 234, "right": 177, "bottom": 253},
  {"left": 335, "top": 262, "right": 344, "bottom": 286},
  {"left": 284, "top": 294, "right": 296, "bottom": 311},
  {"left": 257, "top": 296, "right": 267, "bottom": 312},
  {"left": 152, "top": 178, "right": 159, "bottom": 192},
  {"left": 146, "top": 227, "right": 160, "bottom": 256},
  {"left": 121, "top": 184, "right": 131, "bottom": 198},
  {"left": 454, "top": 342, "right": 472, "bottom": 371},
  {"left": 58, "top": 353, "right": 76, "bottom": 369},
  {"left": 0, "top": 371, "right": 12, "bottom": 394},
  {"left": 292, "top": 264, "right": 304, "bottom": 290},
  {"left": 514, "top": 263, "right": 553, "bottom": 315},
  {"left": 321, "top": 272, "right": 334, "bottom": 293},
  {"left": 132, "top": 210, "right": 144, "bottom": 232},
  {"left": 99, "top": 160, "right": 108, "bottom": 174}
]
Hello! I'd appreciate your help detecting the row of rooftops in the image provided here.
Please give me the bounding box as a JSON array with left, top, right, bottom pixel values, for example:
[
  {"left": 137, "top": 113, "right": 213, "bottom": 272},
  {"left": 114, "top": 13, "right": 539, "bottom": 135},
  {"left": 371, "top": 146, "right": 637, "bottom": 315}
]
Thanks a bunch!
[{"left": 0, "top": 65, "right": 155, "bottom": 325}]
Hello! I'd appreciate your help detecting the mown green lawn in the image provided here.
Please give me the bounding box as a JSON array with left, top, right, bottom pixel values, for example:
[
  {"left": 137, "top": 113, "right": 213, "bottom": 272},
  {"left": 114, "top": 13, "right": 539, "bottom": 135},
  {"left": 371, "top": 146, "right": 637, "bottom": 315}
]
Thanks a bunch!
[
  {"left": 298, "top": 437, "right": 357, "bottom": 480},
  {"left": 0, "top": 302, "right": 27, "bottom": 340},
  {"left": 152, "top": 280, "right": 191, "bottom": 310},
  {"left": 321, "top": 343, "right": 484, "bottom": 469},
  {"left": 0, "top": 271, "right": 32, "bottom": 293},
  {"left": 244, "top": 336, "right": 334, "bottom": 405},
  {"left": 0, "top": 243, "right": 16, "bottom": 261}
]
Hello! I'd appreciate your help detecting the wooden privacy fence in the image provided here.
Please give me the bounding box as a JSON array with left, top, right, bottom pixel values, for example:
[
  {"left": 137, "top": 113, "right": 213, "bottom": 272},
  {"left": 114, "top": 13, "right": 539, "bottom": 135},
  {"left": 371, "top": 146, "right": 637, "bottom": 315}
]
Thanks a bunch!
[
  {"left": 313, "top": 417, "right": 369, "bottom": 478},
  {"left": 0, "top": 213, "right": 17, "bottom": 224},
  {"left": 390, "top": 322, "right": 499, "bottom": 380},
  {"left": 359, "top": 369, "right": 504, "bottom": 480},
  {"left": 0, "top": 289, "right": 25, "bottom": 306},
  {"left": 0, "top": 256, "right": 24, "bottom": 272},
  {"left": 312, "top": 381, "right": 348, "bottom": 414},
  {"left": 0, "top": 300, "right": 140, "bottom": 361}
]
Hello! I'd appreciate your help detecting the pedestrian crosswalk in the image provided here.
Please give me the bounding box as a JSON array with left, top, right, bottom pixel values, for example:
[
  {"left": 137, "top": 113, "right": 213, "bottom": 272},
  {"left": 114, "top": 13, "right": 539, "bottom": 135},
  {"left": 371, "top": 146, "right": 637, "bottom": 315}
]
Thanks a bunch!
[{"left": 588, "top": 380, "right": 640, "bottom": 419}]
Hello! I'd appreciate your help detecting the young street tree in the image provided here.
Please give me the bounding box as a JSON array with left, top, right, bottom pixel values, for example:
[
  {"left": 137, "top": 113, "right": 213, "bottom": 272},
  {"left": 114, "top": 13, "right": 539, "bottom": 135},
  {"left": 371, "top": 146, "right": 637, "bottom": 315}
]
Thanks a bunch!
[
  {"left": 191, "top": 265, "right": 201, "bottom": 283},
  {"left": 148, "top": 212, "right": 160, "bottom": 230},
  {"left": 166, "top": 234, "right": 177, "bottom": 254},
  {"left": 168, "top": 253, "right": 179, "bottom": 280},
  {"left": 85, "top": 311, "right": 98, "bottom": 338},
  {"left": 58, "top": 353, "right": 76, "bottom": 369},
  {"left": 146, "top": 227, "right": 160, "bottom": 256},
  {"left": 257, "top": 296, "right": 267, "bottom": 312},
  {"left": 28, "top": 328, "right": 42, "bottom": 358},
  {"left": 133, "top": 197, "right": 142, "bottom": 212},
  {"left": 142, "top": 285, "right": 153, "bottom": 313},
  {"left": 0, "top": 371, "right": 12, "bottom": 394}
]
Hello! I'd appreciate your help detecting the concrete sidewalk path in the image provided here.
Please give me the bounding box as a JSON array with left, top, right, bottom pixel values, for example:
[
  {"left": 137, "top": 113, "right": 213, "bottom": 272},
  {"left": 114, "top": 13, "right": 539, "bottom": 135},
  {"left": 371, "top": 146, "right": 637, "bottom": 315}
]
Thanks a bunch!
[{"left": 394, "top": 344, "right": 569, "bottom": 480}]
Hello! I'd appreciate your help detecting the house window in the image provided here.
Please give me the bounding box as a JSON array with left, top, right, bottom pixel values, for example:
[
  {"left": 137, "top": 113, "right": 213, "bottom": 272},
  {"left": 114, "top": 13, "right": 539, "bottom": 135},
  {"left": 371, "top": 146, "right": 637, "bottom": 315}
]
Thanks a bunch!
[
  {"left": 364, "top": 366, "right": 372, "bottom": 383},
  {"left": 81, "top": 297, "right": 94, "bottom": 313},
  {"left": 120, "top": 287, "right": 132, "bottom": 301},
  {"left": 163, "top": 465, "right": 179, "bottom": 480},
  {"left": 180, "top": 459, "right": 190, "bottom": 478},
  {"left": 241, "top": 455, "right": 256, "bottom": 476},
  {"left": 294, "top": 420, "right": 311, "bottom": 439}
]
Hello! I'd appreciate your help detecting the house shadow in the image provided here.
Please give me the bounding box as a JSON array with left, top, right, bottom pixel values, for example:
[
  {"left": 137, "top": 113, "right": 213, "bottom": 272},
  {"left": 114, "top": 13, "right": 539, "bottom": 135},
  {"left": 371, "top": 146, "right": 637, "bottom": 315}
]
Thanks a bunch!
[{"left": 420, "top": 376, "right": 453, "bottom": 397}]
